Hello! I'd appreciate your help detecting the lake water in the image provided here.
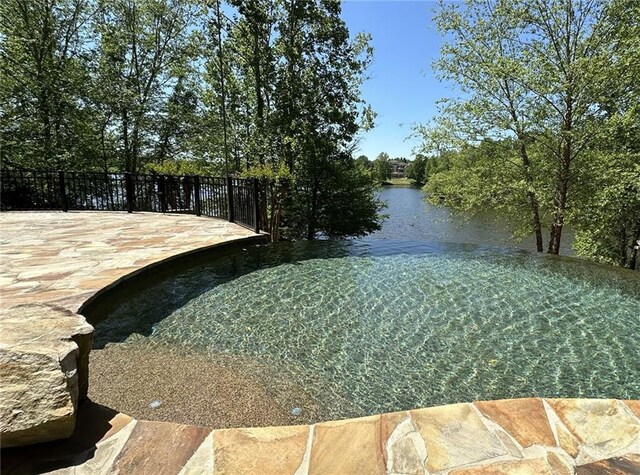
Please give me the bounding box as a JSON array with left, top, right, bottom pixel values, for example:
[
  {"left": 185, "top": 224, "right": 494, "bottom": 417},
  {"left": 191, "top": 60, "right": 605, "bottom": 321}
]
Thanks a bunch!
[{"left": 366, "top": 186, "right": 574, "bottom": 255}]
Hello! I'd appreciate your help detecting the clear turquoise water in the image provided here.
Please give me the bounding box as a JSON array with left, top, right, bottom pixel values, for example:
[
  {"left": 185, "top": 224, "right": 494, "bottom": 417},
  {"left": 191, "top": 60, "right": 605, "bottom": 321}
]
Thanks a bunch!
[{"left": 94, "top": 240, "right": 640, "bottom": 419}]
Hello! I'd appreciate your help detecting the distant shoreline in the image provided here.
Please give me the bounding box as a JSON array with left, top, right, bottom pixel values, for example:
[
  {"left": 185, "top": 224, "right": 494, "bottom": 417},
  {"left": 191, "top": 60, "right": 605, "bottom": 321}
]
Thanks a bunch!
[{"left": 380, "top": 178, "right": 420, "bottom": 187}]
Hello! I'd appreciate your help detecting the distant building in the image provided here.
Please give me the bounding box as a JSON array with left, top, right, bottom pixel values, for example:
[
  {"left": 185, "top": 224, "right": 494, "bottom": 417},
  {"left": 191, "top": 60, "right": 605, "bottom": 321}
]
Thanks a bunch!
[{"left": 390, "top": 160, "right": 408, "bottom": 178}]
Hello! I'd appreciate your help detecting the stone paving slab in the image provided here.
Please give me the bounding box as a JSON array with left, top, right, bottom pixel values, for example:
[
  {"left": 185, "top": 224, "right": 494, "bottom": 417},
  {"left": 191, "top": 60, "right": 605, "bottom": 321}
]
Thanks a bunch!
[
  {"left": 0, "top": 211, "right": 259, "bottom": 313},
  {"left": 2, "top": 398, "right": 639, "bottom": 474}
]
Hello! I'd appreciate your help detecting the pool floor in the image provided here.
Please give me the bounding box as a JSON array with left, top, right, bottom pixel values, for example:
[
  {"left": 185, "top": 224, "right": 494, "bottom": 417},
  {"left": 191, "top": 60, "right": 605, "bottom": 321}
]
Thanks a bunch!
[{"left": 93, "top": 241, "right": 640, "bottom": 422}]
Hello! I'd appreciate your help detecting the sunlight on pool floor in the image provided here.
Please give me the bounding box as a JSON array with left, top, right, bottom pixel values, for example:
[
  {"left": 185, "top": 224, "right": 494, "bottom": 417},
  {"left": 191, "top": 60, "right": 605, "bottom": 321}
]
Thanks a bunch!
[{"left": 92, "top": 241, "right": 640, "bottom": 422}]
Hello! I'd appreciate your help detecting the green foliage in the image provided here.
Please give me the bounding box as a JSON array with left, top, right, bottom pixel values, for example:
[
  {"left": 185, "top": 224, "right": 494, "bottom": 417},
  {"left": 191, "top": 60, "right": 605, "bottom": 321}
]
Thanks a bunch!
[
  {"left": 405, "top": 154, "right": 428, "bottom": 185},
  {"left": 241, "top": 162, "right": 294, "bottom": 241},
  {"left": 0, "top": 0, "right": 96, "bottom": 169},
  {"left": 419, "top": 0, "right": 639, "bottom": 264},
  {"left": 571, "top": 155, "right": 640, "bottom": 268},
  {"left": 318, "top": 159, "right": 383, "bottom": 238},
  {"left": 91, "top": 0, "right": 202, "bottom": 172},
  {"left": 1, "top": 0, "right": 382, "bottom": 240},
  {"left": 355, "top": 155, "right": 371, "bottom": 169},
  {"left": 143, "top": 159, "right": 223, "bottom": 177},
  {"left": 201, "top": 0, "right": 381, "bottom": 239},
  {"left": 424, "top": 140, "right": 549, "bottom": 240},
  {"left": 282, "top": 155, "right": 383, "bottom": 240},
  {"left": 567, "top": 0, "right": 640, "bottom": 269},
  {"left": 240, "top": 162, "right": 293, "bottom": 186},
  {"left": 372, "top": 152, "right": 392, "bottom": 183}
]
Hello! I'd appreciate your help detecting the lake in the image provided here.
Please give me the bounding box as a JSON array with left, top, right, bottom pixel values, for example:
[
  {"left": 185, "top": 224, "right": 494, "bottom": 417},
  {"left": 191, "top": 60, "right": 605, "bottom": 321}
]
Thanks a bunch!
[{"left": 365, "top": 186, "right": 574, "bottom": 255}]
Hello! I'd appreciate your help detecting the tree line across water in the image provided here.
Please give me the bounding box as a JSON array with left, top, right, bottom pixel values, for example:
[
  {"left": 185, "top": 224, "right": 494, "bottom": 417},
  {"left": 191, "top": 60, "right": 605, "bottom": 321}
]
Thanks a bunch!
[
  {"left": 366, "top": 0, "right": 639, "bottom": 269},
  {"left": 1, "top": 0, "right": 637, "bottom": 268}
]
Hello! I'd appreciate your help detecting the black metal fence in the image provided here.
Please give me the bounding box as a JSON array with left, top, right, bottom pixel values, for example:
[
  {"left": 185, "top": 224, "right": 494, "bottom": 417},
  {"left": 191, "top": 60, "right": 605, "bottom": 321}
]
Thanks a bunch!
[{"left": 0, "top": 169, "right": 260, "bottom": 233}]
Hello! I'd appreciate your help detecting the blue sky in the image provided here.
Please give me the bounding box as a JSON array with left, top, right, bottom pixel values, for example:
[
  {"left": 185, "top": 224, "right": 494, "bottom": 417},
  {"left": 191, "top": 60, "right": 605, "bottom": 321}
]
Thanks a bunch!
[{"left": 341, "top": 1, "right": 453, "bottom": 160}]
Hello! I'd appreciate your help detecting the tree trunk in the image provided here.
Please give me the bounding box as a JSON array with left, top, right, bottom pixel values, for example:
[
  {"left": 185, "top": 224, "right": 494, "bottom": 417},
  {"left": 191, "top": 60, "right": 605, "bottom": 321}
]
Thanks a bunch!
[
  {"left": 307, "top": 181, "right": 319, "bottom": 240},
  {"left": 629, "top": 220, "right": 640, "bottom": 271},
  {"left": 37, "top": 1, "right": 54, "bottom": 168},
  {"left": 131, "top": 119, "right": 140, "bottom": 173},
  {"left": 517, "top": 141, "right": 544, "bottom": 252},
  {"left": 244, "top": 103, "right": 252, "bottom": 168},
  {"left": 548, "top": 142, "right": 571, "bottom": 254},
  {"left": 123, "top": 109, "right": 131, "bottom": 172},
  {"left": 41, "top": 89, "right": 53, "bottom": 167},
  {"left": 53, "top": 94, "right": 63, "bottom": 169},
  {"left": 100, "top": 118, "right": 109, "bottom": 173},
  {"left": 506, "top": 88, "right": 544, "bottom": 253},
  {"left": 529, "top": 192, "right": 544, "bottom": 252},
  {"left": 253, "top": 26, "right": 265, "bottom": 165},
  {"left": 548, "top": 70, "right": 574, "bottom": 255}
]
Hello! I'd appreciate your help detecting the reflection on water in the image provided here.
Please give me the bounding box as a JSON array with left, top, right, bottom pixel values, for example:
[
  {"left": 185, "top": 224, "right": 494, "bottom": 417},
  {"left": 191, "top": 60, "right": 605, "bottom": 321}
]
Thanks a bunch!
[
  {"left": 367, "top": 187, "right": 574, "bottom": 255},
  {"left": 93, "top": 239, "right": 639, "bottom": 420}
]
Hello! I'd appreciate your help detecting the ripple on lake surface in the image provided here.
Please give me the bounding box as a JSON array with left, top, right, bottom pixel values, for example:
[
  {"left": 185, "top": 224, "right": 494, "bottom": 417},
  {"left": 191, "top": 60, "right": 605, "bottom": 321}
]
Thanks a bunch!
[{"left": 94, "top": 240, "right": 640, "bottom": 420}]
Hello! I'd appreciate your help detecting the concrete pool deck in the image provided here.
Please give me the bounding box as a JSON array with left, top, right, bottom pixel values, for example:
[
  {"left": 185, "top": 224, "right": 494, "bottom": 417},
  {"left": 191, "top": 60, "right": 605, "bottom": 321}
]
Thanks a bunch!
[{"left": 1, "top": 211, "right": 639, "bottom": 474}]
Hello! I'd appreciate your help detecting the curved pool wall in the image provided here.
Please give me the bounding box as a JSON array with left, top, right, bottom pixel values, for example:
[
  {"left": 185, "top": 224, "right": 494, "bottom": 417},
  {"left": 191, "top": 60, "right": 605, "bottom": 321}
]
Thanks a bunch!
[
  {"left": 80, "top": 235, "right": 267, "bottom": 324},
  {"left": 91, "top": 239, "right": 640, "bottom": 420}
]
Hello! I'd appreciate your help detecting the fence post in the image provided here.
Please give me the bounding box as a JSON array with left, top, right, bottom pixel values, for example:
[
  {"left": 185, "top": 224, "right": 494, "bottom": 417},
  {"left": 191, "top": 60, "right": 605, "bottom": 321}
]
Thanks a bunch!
[
  {"left": 58, "top": 170, "right": 68, "bottom": 212},
  {"left": 158, "top": 175, "right": 167, "bottom": 213},
  {"left": 194, "top": 175, "right": 202, "bottom": 216},
  {"left": 226, "top": 175, "right": 235, "bottom": 223},
  {"left": 253, "top": 178, "right": 260, "bottom": 233},
  {"left": 125, "top": 172, "right": 134, "bottom": 213}
]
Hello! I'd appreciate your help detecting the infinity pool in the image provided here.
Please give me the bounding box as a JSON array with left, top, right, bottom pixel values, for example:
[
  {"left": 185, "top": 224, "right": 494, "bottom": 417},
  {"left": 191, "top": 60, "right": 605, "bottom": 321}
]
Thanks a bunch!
[{"left": 93, "top": 240, "right": 640, "bottom": 419}]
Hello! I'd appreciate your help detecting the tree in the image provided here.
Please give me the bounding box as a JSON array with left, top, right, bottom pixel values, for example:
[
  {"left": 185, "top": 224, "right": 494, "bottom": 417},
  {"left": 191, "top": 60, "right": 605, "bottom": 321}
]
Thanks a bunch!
[
  {"left": 270, "top": 0, "right": 379, "bottom": 239},
  {"left": 421, "top": 0, "right": 616, "bottom": 255},
  {"left": 571, "top": 152, "right": 640, "bottom": 268},
  {"left": 1, "top": 0, "right": 95, "bottom": 169},
  {"left": 317, "top": 157, "right": 382, "bottom": 238},
  {"left": 405, "top": 154, "right": 428, "bottom": 185},
  {"left": 203, "top": 0, "right": 381, "bottom": 240},
  {"left": 355, "top": 154, "right": 371, "bottom": 169},
  {"left": 202, "top": 0, "right": 279, "bottom": 173},
  {"left": 372, "top": 152, "right": 391, "bottom": 182},
  {"left": 569, "top": 0, "right": 640, "bottom": 268},
  {"left": 92, "top": 0, "right": 201, "bottom": 172},
  {"left": 520, "top": 0, "right": 611, "bottom": 254}
]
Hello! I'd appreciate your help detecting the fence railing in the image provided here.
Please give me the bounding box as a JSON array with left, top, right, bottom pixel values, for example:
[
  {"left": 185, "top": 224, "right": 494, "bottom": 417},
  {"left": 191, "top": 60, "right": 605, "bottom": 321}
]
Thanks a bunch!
[{"left": 0, "top": 169, "right": 260, "bottom": 233}]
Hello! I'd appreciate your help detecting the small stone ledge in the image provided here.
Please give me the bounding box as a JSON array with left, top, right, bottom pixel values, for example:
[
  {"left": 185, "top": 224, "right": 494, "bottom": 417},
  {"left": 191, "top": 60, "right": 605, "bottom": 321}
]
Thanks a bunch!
[{"left": 0, "top": 304, "right": 94, "bottom": 448}]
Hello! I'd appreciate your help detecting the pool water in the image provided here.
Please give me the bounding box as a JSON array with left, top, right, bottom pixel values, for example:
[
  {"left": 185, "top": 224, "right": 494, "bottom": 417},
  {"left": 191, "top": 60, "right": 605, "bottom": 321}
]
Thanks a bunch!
[{"left": 93, "top": 240, "right": 640, "bottom": 419}]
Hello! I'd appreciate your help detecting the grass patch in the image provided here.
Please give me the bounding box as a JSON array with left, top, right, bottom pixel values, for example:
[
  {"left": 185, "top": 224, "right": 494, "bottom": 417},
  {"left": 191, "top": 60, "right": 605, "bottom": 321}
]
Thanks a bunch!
[{"left": 381, "top": 177, "right": 417, "bottom": 186}]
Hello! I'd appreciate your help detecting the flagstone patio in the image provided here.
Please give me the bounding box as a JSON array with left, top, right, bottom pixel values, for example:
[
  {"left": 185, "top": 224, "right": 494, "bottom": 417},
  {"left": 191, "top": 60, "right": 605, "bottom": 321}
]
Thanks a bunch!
[{"left": 0, "top": 211, "right": 261, "bottom": 313}]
